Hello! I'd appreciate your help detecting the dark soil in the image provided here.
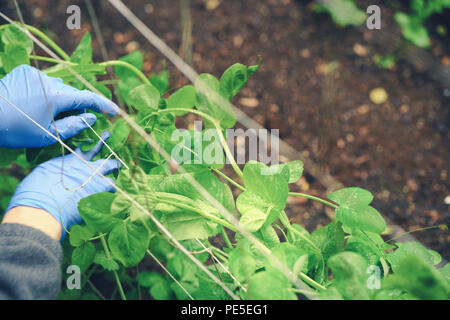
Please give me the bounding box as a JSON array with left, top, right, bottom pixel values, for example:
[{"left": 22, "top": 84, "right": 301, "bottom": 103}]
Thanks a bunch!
[{"left": 6, "top": 0, "right": 449, "bottom": 259}]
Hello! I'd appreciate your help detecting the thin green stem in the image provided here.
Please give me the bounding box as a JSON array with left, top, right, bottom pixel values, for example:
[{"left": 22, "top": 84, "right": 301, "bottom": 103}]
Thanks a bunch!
[
  {"left": 99, "top": 60, "right": 150, "bottom": 85},
  {"left": 212, "top": 168, "right": 245, "bottom": 191},
  {"left": 279, "top": 211, "right": 321, "bottom": 252},
  {"left": 29, "top": 55, "right": 150, "bottom": 86},
  {"left": 156, "top": 196, "right": 237, "bottom": 232},
  {"left": 30, "top": 54, "right": 76, "bottom": 65},
  {"left": 298, "top": 272, "right": 327, "bottom": 291},
  {"left": 100, "top": 236, "right": 126, "bottom": 300},
  {"left": 288, "top": 192, "right": 338, "bottom": 209},
  {"left": 220, "top": 226, "right": 233, "bottom": 249},
  {"left": 386, "top": 225, "right": 446, "bottom": 243}
]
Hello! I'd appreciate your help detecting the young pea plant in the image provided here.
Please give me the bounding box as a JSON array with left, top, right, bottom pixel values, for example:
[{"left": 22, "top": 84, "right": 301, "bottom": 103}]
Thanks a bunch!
[{"left": 0, "top": 23, "right": 448, "bottom": 300}]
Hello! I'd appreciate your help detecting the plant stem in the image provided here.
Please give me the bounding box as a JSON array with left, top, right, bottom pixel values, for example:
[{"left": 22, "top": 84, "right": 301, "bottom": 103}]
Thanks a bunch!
[
  {"left": 288, "top": 192, "right": 338, "bottom": 209},
  {"left": 298, "top": 272, "right": 327, "bottom": 291},
  {"left": 279, "top": 211, "right": 321, "bottom": 252},
  {"left": 99, "top": 60, "right": 151, "bottom": 85},
  {"left": 212, "top": 168, "right": 245, "bottom": 191},
  {"left": 156, "top": 196, "right": 238, "bottom": 232},
  {"left": 220, "top": 226, "right": 233, "bottom": 249},
  {"left": 29, "top": 55, "right": 151, "bottom": 86},
  {"left": 30, "top": 55, "right": 76, "bottom": 65},
  {"left": 100, "top": 236, "right": 127, "bottom": 300}
]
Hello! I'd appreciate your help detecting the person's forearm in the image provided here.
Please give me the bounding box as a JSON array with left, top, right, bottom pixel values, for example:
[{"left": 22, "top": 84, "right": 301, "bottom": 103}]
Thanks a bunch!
[{"left": 2, "top": 206, "right": 62, "bottom": 241}]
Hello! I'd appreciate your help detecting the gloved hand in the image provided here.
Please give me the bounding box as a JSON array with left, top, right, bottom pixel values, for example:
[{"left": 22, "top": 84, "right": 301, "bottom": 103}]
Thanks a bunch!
[
  {"left": 6, "top": 132, "right": 121, "bottom": 241},
  {"left": 0, "top": 64, "right": 119, "bottom": 148}
]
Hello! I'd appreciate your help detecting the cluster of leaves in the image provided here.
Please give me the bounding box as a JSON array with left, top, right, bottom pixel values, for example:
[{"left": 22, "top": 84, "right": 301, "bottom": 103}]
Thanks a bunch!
[
  {"left": 314, "top": 0, "right": 450, "bottom": 49},
  {"left": 0, "top": 24, "right": 448, "bottom": 300},
  {"left": 395, "top": 0, "right": 450, "bottom": 48},
  {"left": 313, "top": 0, "right": 366, "bottom": 27}
]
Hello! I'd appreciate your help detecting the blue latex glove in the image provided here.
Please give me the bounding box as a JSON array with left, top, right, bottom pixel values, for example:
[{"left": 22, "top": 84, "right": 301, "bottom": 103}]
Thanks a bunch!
[
  {"left": 0, "top": 64, "right": 119, "bottom": 148},
  {"left": 6, "top": 132, "right": 121, "bottom": 241}
]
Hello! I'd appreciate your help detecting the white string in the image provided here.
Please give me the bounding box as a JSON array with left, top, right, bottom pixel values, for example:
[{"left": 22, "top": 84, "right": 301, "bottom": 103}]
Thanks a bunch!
[
  {"left": 80, "top": 117, "right": 129, "bottom": 169},
  {"left": 195, "top": 239, "right": 247, "bottom": 293}
]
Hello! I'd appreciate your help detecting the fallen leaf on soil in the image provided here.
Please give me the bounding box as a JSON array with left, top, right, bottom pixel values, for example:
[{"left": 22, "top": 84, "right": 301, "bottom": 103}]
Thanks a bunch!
[{"left": 369, "top": 87, "right": 388, "bottom": 104}]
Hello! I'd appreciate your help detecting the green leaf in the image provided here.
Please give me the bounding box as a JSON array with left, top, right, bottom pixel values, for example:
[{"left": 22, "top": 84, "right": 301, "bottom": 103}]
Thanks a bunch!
[
  {"left": 236, "top": 161, "right": 289, "bottom": 231},
  {"left": 160, "top": 209, "right": 219, "bottom": 240},
  {"left": 384, "top": 255, "right": 449, "bottom": 300},
  {"left": 0, "top": 43, "right": 30, "bottom": 73},
  {"left": 149, "top": 70, "right": 169, "bottom": 94},
  {"left": 266, "top": 243, "right": 308, "bottom": 274},
  {"left": 311, "top": 222, "right": 345, "bottom": 261},
  {"left": 69, "top": 224, "right": 95, "bottom": 247},
  {"left": 78, "top": 193, "right": 124, "bottom": 233},
  {"left": 0, "top": 174, "right": 20, "bottom": 193},
  {"left": 319, "top": 0, "right": 366, "bottom": 27},
  {"left": 256, "top": 225, "right": 280, "bottom": 249},
  {"left": 43, "top": 64, "right": 106, "bottom": 82},
  {"left": 93, "top": 251, "right": 120, "bottom": 271},
  {"left": 248, "top": 269, "right": 297, "bottom": 300},
  {"left": 72, "top": 242, "right": 96, "bottom": 272},
  {"left": 115, "top": 51, "right": 143, "bottom": 79},
  {"left": 1, "top": 25, "right": 33, "bottom": 54},
  {"left": 166, "top": 85, "right": 196, "bottom": 115},
  {"left": 219, "top": 63, "right": 260, "bottom": 100},
  {"left": 118, "top": 77, "right": 142, "bottom": 106},
  {"left": 345, "top": 231, "right": 386, "bottom": 265},
  {"left": 328, "top": 252, "right": 370, "bottom": 299},
  {"left": 394, "top": 12, "right": 430, "bottom": 48},
  {"left": 195, "top": 73, "right": 236, "bottom": 129},
  {"left": 275, "top": 160, "right": 304, "bottom": 184},
  {"left": 328, "top": 188, "right": 386, "bottom": 234},
  {"left": 150, "top": 278, "right": 172, "bottom": 300},
  {"left": 129, "top": 84, "right": 161, "bottom": 115},
  {"left": 138, "top": 271, "right": 164, "bottom": 287},
  {"left": 387, "top": 241, "right": 438, "bottom": 273},
  {"left": 328, "top": 187, "right": 373, "bottom": 206},
  {"left": 0, "top": 148, "right": 23, "bottom": 169},
  {"left": 100, "top": 118, "right": 130, "bottom": 157},
  {"left": 239, "top": 207, "right": 267, "bottom": 233},
  {"left": 70, "top": 33, "right": 92, "bottom": 64},
  {"left": 108, "top": 219, "right": 151, "bottom": 267},
  {"left": 229, "top": 246, "right": 256, "bottom": 282}
]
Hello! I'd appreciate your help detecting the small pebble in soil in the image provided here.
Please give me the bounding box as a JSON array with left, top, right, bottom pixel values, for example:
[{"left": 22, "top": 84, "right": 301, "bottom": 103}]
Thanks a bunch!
[
  {"left": 444, "top": 195, "right": 450, "bottom": 205},
  {"left": 353, "top": 43, "right": 369, "bottom": 57},
  {"left": 239, "top": 97, "right": 259, "bottom": 108},
  {"left": 125, "top": 41, "right": 140, "bottom": 53},
  {"left": 369, "top": 87, "right": 388, "bottom": 104}
]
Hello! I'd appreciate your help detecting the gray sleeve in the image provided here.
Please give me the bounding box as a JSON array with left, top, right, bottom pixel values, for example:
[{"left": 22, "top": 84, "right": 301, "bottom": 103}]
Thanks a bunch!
[{"left": 0, "top": 223, "right": 62, "bottom": 300}]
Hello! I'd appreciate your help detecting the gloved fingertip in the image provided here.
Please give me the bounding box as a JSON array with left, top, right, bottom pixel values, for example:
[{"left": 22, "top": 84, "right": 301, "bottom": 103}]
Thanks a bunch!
[
  {"left": 80, "top": 113, "right": 97, "bottom": 126},
  {"left": 100, "top": 131, "right": 111, "bottom": 141}
]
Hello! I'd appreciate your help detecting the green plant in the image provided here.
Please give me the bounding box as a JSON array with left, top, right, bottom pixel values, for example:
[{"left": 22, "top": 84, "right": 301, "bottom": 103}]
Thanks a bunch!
[
  {"left": 0, "top": 22, "right": 448, "bottom": 300},
  {"left": 314, "top": 0, "right": 366, "bottom": 27},
  {"left": 394, "top": 0, "right": 450, "bottom": 48}
]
